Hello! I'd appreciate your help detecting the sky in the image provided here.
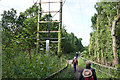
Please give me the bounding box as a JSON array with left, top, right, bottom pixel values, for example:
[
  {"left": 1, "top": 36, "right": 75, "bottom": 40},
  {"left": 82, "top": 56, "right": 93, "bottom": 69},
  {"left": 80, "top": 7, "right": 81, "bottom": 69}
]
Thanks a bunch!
[
  {"left": 62, "top": 0, "right": 97, "bottom": 46},
  {"left": 0, "top": 0, "right": 98, "bottom": 46}
]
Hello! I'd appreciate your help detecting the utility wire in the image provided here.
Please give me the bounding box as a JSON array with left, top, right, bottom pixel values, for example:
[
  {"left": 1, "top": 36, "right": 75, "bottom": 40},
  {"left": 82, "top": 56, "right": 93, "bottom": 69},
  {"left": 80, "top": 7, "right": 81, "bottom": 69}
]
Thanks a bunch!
[
  {"left": 24, "top": 0, "right": 38, "bottom": 17},
  {"left": 32, "top": 0, "right": 67, "bottom": 19},
  {"left": 33, "top": 0, "right": 38, "bottom": 5},
  {"left": 51, "top": 0, "right": 67, "bottom": 19},
  {"left": 46, "top": 0, "right": 67, "bottom": 40},
  {"left": 48, "top": 0, "right": 50, "bottom": 39}
]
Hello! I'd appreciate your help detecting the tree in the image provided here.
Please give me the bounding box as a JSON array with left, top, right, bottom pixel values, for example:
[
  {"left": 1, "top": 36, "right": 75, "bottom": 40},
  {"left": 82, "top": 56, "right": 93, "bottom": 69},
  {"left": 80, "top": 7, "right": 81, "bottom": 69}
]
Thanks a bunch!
[
  {"left": 89, "top": 2, "right": 120, "bottom": 66},
  {"left": 101, "top": 2, "right": 120, "bottom": 66},
  {"left": 61, "top": 26, "right": 84, "bottom": 54}
]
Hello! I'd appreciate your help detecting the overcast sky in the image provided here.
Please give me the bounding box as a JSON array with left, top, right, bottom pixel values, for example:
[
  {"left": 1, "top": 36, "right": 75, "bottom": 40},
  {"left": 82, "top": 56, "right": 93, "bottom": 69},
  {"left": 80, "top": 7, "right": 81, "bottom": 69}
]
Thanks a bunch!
[{"left": 0, "top": 0, "right": 98, "bottom": 46}]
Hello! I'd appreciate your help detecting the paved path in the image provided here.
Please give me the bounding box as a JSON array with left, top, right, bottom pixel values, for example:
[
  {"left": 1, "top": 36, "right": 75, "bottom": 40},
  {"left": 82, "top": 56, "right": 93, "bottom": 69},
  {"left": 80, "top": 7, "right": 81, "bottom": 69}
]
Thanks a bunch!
[{"left": 68, "top": 57, "right": 82, "bottom": 80}]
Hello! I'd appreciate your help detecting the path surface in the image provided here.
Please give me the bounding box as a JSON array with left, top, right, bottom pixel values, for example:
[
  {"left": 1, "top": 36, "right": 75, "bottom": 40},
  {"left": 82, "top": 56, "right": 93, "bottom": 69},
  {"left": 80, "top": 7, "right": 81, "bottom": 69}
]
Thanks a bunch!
[{"left": 68, "top": 57, "right": 82, "bottom": 80}]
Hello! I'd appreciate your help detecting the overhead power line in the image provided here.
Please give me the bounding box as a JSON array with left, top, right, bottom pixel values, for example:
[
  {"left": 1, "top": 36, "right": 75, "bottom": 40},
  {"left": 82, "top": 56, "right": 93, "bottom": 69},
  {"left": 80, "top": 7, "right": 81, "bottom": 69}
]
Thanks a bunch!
[
  {"left": 33, "top": 0, "right": 38, "bottom": 5},
  {"left": 51, "top": 0, "right": 67, "bottom": 19}
]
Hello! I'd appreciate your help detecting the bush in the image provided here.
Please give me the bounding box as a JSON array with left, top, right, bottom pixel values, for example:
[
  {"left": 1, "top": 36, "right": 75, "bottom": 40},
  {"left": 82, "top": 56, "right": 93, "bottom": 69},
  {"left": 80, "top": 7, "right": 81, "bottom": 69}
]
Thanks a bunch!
[
  {"left": 2, "top": 51, "right": 67, "bottom": 79},
  {"left": 54, "top": 64, "right": 76, "bottom": 79}
]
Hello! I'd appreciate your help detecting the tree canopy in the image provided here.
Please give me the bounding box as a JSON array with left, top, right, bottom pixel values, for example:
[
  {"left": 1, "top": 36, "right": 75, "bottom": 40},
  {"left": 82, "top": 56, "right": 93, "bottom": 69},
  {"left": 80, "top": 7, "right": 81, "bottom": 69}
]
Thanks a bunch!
[
  {"left": 1, "top": 4, "right": 84, "bottom": 78},
  {"left": 88, "top": 2, "right": 120, "bottom": 67}
]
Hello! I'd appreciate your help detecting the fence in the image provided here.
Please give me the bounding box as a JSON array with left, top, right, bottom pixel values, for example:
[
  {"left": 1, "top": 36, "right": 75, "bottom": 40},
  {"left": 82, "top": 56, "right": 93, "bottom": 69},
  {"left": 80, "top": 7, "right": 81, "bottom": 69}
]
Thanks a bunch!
[{"left": 80, "top": 57, "right": 120, "bottom": 79}]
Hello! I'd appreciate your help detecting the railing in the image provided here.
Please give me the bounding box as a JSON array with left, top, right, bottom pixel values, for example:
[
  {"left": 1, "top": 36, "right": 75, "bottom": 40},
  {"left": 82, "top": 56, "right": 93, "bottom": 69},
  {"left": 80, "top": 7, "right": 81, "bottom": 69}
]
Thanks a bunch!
[
  {"left": 44, "top": 58, "right": 68, "bottom": 80},
  {"left": 44, "top": 64, "right": 68, "bottom": 80},
  {"left": 80, "top": 57, "right": 120, "bottom": 79}
]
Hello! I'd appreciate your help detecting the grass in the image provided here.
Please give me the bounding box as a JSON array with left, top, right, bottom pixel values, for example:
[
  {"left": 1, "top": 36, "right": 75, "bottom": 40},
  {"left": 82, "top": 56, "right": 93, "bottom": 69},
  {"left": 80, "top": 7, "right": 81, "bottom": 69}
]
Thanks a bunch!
[
  {"left": 53, "top": 64, "right": 76, "bottom": 80},
  {"left": 78, "top": 58, "right": 85, "bottom": 69},
  {"left": 78, "top": 57, "right": 114, "bottom": 79},
  {"left": 0, "top": 57, "right": 1, "bottom": 80}
]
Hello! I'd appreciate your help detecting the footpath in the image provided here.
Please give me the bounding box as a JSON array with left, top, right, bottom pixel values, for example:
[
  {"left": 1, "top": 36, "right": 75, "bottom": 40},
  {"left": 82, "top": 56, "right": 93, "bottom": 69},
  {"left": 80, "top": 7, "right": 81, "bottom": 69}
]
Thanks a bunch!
[{"left": 68, "top": 57, "right": 82, "bottom": 80}]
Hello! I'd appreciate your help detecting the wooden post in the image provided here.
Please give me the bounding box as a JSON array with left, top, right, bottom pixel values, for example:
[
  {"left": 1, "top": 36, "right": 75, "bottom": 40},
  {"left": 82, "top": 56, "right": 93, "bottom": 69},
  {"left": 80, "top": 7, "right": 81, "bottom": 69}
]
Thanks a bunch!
[
  {"left": 37, "top": 0, "right": 41, "bottom": 54},
  {"left": 58, "top": 0, "right": 62, "bottom": 56},
  {"left": 0, "top": 27, "right": 1, "bottom": 80}
]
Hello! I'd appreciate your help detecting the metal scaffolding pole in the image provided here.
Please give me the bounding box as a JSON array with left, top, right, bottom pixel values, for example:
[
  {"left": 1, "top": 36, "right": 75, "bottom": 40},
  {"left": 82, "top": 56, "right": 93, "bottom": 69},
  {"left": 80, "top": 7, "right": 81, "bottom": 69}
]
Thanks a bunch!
[
  {"left": 37, "top": 0, "right": 62, "bottom": 54},
  {"left": 58, "top": 0, "right": 62, "bottom": 56},
  {"left": 37, "top": 0, "right": 41, "bottom": 54}
]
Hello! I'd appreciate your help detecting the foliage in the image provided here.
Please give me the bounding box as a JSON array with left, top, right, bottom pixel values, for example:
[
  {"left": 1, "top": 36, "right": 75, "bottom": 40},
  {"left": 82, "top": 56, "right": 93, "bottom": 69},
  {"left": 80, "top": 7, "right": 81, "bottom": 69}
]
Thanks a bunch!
[
  {"left": 78, "top": 58, "right": 86, "bottom": 69},
  {"left": 2, "top": 51, "right": 66, "bottom": 78},
  {"left": 61, "top": 26, "right": 84, "bottom": 54},
  {"left": 88, "top": 2, "right": 120, "bottom": 67},
  {"left": 63, "top": 52, "right": 76, "bottom": 60},
  {"left": 78, "top": 57, "right": 117, "bottom": 78},
  {"left": 1, "top": 4, "right": 84, "bottom": 78},
  {"left": 54, "top": 64, "right": 76, "bottom": 80},
  {"left": 0, "top": 21, "right": 1, "bottom": 79}
]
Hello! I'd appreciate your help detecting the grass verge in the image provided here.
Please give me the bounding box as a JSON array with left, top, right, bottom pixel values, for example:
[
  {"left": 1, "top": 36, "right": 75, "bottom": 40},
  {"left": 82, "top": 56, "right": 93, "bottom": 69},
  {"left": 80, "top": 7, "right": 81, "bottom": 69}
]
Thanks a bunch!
[
  {"left": 53, "top": 64, "right": 76, "bottom": 80},
  {"left": 78, "top": 57, "right": 113, "bottom": 78}
]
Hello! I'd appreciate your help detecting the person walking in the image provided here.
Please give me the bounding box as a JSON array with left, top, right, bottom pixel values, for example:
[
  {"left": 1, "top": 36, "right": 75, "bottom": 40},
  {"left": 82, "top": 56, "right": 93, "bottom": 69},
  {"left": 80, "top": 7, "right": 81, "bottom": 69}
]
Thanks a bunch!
[
  {"left": 79, "top": 61, "right": 97, "bottom": 80},
  {"left": 76, "top": 52, "right": 78, "bottom": 58},
  {"left": 72, "top": 57, "right": 78, "bottom": 73}
]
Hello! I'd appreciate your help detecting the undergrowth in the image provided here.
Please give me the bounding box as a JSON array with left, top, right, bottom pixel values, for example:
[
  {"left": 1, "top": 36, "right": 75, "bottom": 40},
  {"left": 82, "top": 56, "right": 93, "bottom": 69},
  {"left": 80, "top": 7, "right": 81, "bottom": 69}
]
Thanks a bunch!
[
  {"left": 2, "top": 51, "right": 66, "bottom": 79},
  {"left": 78, "top": 57, "right": 113, "bottom": 78},
  {"left": 53, "top": 64, "right": 76, "bottom": 80},
  {"left": 63, "top": 52, "right": 78, "bottom": 60}
]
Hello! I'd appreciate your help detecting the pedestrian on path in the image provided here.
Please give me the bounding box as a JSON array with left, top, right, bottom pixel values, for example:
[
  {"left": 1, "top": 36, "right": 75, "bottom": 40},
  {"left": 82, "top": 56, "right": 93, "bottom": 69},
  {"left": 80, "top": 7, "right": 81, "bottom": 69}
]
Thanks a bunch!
[
  {"left": 79, "top": 61, "right": 97, "bottom": 80},
  {"left": 72, "top": 57, "right": 78, "bottom": 73},
  {"left": 76, "top": 52, "right": 78, "bottom": 58}
]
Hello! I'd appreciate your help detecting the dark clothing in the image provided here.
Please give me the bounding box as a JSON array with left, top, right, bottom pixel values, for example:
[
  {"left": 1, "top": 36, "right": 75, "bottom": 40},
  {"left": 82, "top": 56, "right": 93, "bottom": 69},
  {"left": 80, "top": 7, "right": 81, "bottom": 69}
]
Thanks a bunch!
[
  {"left": 72, "top": 59, "right": 78, "bottom": 72},
  {"left": 76, "top": 53, "right": 78, "bottom": 58},
  {"left": 73, "top": 64, "right": 77, "bottom": 72},
  {"left": 79, "top": 67, "right": 97, "bottom": 80}
]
